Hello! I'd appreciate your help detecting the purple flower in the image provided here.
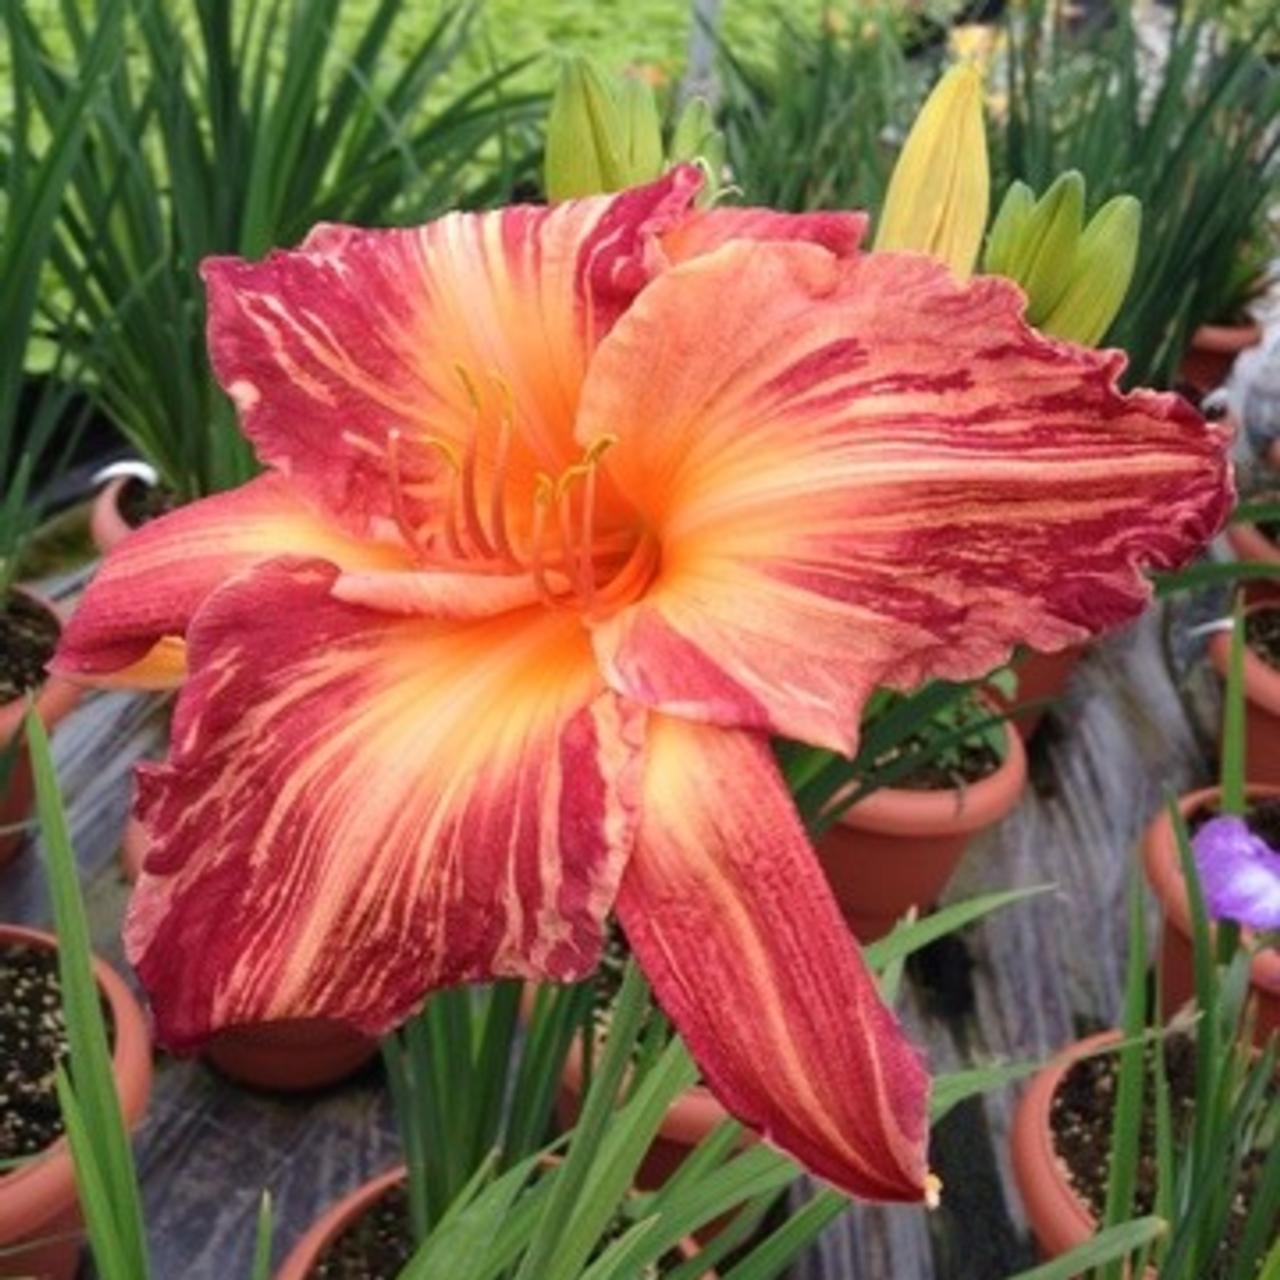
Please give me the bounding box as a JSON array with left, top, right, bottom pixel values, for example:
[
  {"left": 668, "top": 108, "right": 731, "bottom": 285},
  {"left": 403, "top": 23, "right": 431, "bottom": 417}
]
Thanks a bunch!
[{"left": 1191, "top": 816, "right": 1280, "bottom": 932}]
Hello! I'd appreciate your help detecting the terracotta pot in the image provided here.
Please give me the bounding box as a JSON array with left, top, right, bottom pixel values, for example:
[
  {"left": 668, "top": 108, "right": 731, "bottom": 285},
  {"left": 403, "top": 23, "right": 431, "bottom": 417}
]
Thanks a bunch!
[
  {"left": 517, "top": 987, "right": 742, "bottom": 1194},
  {"left": 559, "top": 1029, "right": 736, "bottom": 1192},
  {"left": 0, "top": 593, "right": 82, "bottom": 870},
  {"left": 88, "top": 478, "right": 134, "bottom": 556},
  {"left": 1226, "top": 521, "right": 1280, "bottom": 604},
  {"left": 274, "top": 1164, "right": 714, "bottom": 1279},
  {"left": 1208, "top": 605, "right": 1280, "bottom": 786},
  {"left": 1000, "top": 643, "right": 1088, "bottom": 738},
  {"left": 203, "top": 1019, "right": 378, "bottom": 1093},
  {"left": 1178, "top": 320, "right": 1262, "bottom": 396},
  {"left": 1012, "top": 1031, "right": 1133, "bottom": 1264},
  {"left": 814, "top": 715, "right": 1028, "bottom": 942},
  {"left": 0, "top": 925, "right": 152, "bottom": 1280},
  {"left": 120, "top": 812, "right": 376, "bottom": 1090},
  {"left": 1141, "top": 785, "right": 1280, "bottom": 1045}
]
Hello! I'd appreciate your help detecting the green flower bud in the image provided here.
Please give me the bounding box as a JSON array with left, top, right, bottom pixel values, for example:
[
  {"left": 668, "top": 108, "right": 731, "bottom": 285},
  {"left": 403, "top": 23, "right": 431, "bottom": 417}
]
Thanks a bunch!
[
  {"left": 618, "top": 76, "right": 664, "bottom": 186},
  {"left": 669, "top": 96, "right": 726, "bottom": 205},
  {"left": 544, "top": 56, "right": 629, "bottom": 201},
  {"left": 1010, "top": 170, "right": 1085, "bottom": 326},
  {"left": 1039, "top": 195, "right": 1141, "bottom": 346},
  {"left": 671, "top": 97, "right": 715, "bottom": 163},
  {"left": 983, "top": 181, "right": 1035, "bottom": 278}
]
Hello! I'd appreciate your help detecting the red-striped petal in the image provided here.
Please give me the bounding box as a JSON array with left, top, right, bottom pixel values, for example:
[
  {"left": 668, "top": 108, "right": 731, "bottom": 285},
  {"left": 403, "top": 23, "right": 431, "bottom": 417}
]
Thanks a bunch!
[
  {"left": 618, "top": 715, "right": 929, "bottom": 1201},
  {"left": 54, "top": 474, "right": 407, "bottom": 683},
  {"left": 202, "top": 170, "right": 701, "bottom": 542},
  {"left": 661, "top": 206, "right": 867, "bottom": 264},
  {"left": 582, "top": 242, "right": 1230, "bottom": 752},
  {"left": 124, "top": 558, "right": 644, "bottom": 1051}
]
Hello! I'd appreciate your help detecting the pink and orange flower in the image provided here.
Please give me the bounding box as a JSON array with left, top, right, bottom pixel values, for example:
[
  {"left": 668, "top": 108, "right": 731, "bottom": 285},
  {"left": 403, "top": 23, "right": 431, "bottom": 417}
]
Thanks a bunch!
[{"left": 56, "top": 167, "right": 1230, "bottom": 1203}]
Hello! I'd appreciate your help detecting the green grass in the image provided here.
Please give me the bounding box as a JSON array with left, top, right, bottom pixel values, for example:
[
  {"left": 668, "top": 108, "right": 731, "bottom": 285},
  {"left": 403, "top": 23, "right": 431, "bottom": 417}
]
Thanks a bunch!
[{"left": 7, "top": 1, "right": 965, "bottom": 107}]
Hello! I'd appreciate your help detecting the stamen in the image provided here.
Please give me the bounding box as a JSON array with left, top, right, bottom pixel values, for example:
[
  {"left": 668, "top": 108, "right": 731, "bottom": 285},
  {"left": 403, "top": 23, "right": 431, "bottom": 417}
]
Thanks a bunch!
[
  {"left": 340, "top": 430, "right": 386, "bottom": 460},
  {"left": 528, "top": 474, "right": 564, "bottom": 610},
  {"left": 419, "top": 434, "right": 466, "bottom": 561},
  {"left": 577, "top": 434, "right": 616, "bottom": 611},
  {"left": 384, "top": 430, "right": 426, "bottom": 562},
  {"left": 488, "top": 410, "right": 518, "bottom": 568},
  {"left": 554, "top": 464, "right": 593, "bottom": 604},
  {"left": 591, "top": 531, "right": 658, "bottom": 614},
  {"left": 550, "top": 435, "right": 620, "bottom": 609},
  {"left": 453, "top": 362, "right": 500, "bottom": 561}
]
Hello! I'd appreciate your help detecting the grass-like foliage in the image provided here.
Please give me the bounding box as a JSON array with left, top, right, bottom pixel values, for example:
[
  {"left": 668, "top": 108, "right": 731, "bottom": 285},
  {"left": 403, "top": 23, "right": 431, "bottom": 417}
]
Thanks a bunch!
[
  {"left": 0, "top": 0, "right": 121, "bottom": 593},
  {"left": 716, "top": 5, "right": 929, "bottom": 216},
  {"left": 997, "top": 0, "right": 1280, "bottom": 388},
  {"left": 17, "top": 0, "right": 545, "bottom": 501}
]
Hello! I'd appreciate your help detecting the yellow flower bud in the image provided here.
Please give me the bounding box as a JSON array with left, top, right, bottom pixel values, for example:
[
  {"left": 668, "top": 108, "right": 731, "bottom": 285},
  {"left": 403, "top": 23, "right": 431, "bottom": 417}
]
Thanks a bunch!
[
  {"left": 874, "top": 64, "right": 990, "bottom": 279},
  {"left": 1039, "top": 195, "right": 1141, "bottom": 346}
]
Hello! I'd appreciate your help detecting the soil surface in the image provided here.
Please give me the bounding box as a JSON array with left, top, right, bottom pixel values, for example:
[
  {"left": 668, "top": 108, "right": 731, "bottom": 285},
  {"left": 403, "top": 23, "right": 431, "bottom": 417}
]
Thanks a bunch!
[
  {"left": 1258, "top": 502, "right": 1279, "bottom": 546},
  {"left": 0, "top": 592, "right": 59, "bottom": 704},
  {"left": 1050, "top": 1035, "right": 1271, "bottom": 1278},
  {"left": 1245, "top": 797, "right": 1280, "bottom": 847},
  {"left": 893, "top": 733, "right": 1002, "bottom": 791},
  {"left": 311, "top": 1182, "right": 685, "bottom": 1277},
  {"left": 1246, "top": 606, "right": 1280, "bottom": 670},
  {"left": 1, "top": 944, "right": 76, "bottom": 1166},
  {"left": 1190, "top": 797, "right": 1280, "bottom": 847},
  {"left": 119, "top": 477, "right": 176, "bottom": 530},
  {"left": 311, "top": 1184, "right": 414, "bottom": 1279}
]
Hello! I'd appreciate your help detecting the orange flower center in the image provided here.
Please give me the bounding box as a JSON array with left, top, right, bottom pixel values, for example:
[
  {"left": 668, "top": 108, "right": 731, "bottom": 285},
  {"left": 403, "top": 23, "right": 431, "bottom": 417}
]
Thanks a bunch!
[{"left": 348, "top": 370, "right": 657, "bottom": 620}]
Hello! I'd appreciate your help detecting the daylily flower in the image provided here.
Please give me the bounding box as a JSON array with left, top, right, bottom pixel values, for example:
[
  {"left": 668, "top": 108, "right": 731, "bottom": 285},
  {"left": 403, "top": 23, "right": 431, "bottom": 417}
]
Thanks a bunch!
[
  {"left": 1192, "top": 816, "right": 1280, "bottom": 932},
  {"left": 55, "top": 168, "right": 1229, "bottom": 1203}
]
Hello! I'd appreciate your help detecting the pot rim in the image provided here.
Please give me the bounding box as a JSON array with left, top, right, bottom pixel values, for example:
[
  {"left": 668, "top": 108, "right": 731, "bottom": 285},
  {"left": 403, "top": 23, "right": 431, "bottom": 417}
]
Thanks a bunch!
[
  {"left": 1012, "top": 1031, "right": 1161, "bottom": 1278},
  {"left": 89, "top": 476, "right": 136, "bottom": 556},
  {"left": 1011, "top": 1029, "right": 1118, "bottom": 1253},
  {"left": 516, "top": 986, "right": 729, "bottom": 1144},
  {"left": 0, "top": 924, "right": 152, "bottom": 1243},
  {"left": 0, "top": 589, "right": 80, "bottom": 741},
  {"left": 1140, "top": 785, "right": 1280, "bottom": 992},
  {"left": 839, "top": 708, "right": 1028, "bottom": 837},
  {"left": 273, "top": 1163, "right": 709, "bottom": 1279},
  {"left": 1192, "top": 320, "right": 1263, "bottom": 352},
  {"left": 1209, "top": 602, "right": 1280, "bottom": 715},
  {"left": 1226, "top": 521, "right": 1280, "bottom": 569}
]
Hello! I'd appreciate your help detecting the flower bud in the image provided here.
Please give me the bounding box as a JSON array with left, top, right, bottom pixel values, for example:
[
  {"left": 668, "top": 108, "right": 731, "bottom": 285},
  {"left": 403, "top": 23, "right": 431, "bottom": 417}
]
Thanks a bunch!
[
  {"left": 544, "top": 56, "right": 630, "bottom": 200},
  {"left": 1007, "top": 170, "right": 1085, "bottom": 326},
  {"left": 670, "top": 96, "right": 726, "bottom": 205},
  {"left": 1039, "top": 195, "right": 1141, "bottom": 346},
  {"left": 983, "top": 181, "right": 1035, "bottom": 278},
  {"left": 618, "top": 76, "right": 664, "bottom": 187},
  {"left": 874, "top": 64, "right": 989, "bottom": 279}
]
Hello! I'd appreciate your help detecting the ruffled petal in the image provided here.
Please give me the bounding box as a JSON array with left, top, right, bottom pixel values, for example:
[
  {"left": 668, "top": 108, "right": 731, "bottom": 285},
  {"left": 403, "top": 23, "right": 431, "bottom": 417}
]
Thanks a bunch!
[
  {"left": 202, "top": 170, "right": 701, "bottom": 542},
  {"left": 53, "top": 474, "right": 407, "bottom": 684},
  {"left": 617, "top": 715, "right": 930, "bottom": 1201},
  {"left": 124, "top": 558, "right": 645, "bottom": 1051},
  {"left": 661, "top": 206, "right": 867, "bottom": 264},
  {"left": 581, "top": 241, "right": 1230, "bottom": 752}
]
